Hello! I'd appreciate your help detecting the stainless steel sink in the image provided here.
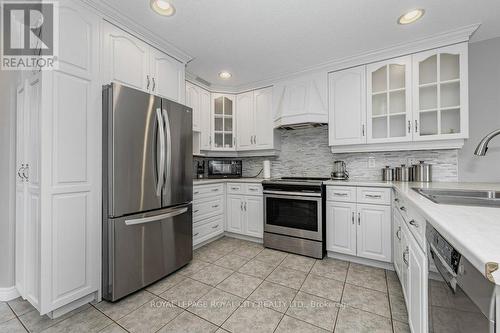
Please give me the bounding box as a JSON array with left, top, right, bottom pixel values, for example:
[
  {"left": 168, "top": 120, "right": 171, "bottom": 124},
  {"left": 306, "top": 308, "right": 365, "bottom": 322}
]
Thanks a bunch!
[{"left": 412, "top": 188, "right": 500, "bottom": 207}]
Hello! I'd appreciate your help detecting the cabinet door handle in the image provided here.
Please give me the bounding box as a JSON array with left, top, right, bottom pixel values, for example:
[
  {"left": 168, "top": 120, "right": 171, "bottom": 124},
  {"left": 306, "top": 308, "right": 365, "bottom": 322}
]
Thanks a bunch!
[
  {"left": 211, "top": 188, "right": 219, "bottom": 192},
  {"left": 194, "top": 232, "right": 199, "bottom": 237},
  {"left": 194, "top": 191, "right": 199, "bottom": 195},
  {"left": 403, "top": 247, "right": 409, "bottom": 265},
  {"left": 362, "top": 124, "right": 365, "bottom": 136},
  {"left": 351, "top": 212, "right": 355, "bottom": 225},
  {"left": 193, "top": 209, "right": 199, "bottom": 213},
  {"left": 244, "top": 202, "right": 247, "bottom": 211},
  {"left": 209, "top": 135, "right": 212, "bottom": 145},
  {"left": 241, "top": 202, "right": 243, "bottom": 211},
  {"left": 365, "top": 194, "right": 382, "bottom": 199},
  {"left": 357, "top": 212, "right": 361, "bottom": 225},
  {"left": 17, "top": 164, "right": 25, "bottom": 181},
  {"left": 394, "top": 198, "right": 399, "bottom": 203},
  {"left": 152, "top": 77, "right": 156, "bottom": 91},
  {"left": 408, "top": 120, "right": 411, "bottom": 133},
  {"left": 249, "top": 188, "right": 257, "bottom": 191},
  {"left": 396, "top": 227, "right": 401, "bottom": 240},
  {"left": 22, "top": 165, "right": 29, "bottom": 181},
  {"left": 333, "top": 192, "right": 348, "bottom": 197},
  {"left": 212, "top": 204, "right": 219, "bottom": 208},
  {"left": 254, "top": 135, "right": 257, "bottom": 144},
  {"left": 212, "top": 224, "right": 219, "bottom": 229},
  {"left": 415, "top": 120, "right": 419, "bottom": 133},
  {"left": 146, "top": 75, "right": 150, "bottom": 90},
  {"left": 409, "top": 220, "right": 419, "bottom": 228},
  {"left": 399, "top": 206, "right": 406, "bottom": 212},
  {"left": 231, "top": 187, "right": 239, "bottom": 190}
]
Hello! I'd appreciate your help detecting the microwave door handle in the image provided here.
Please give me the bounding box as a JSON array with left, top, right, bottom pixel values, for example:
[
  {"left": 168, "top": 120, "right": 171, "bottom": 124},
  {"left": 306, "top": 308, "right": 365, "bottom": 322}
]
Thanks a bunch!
[
  {"left": 429, "top": 244, "right": 457, "bottom": 293},
  {"left": 162, "top": 108, "right": 172, "bottom": 193},
  {"left": 155, "top": 108, "right": 165, "bottom": 196}
]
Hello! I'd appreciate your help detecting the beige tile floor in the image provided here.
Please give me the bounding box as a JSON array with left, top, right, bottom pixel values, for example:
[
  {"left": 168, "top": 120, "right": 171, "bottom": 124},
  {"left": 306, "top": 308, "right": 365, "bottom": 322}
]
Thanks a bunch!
[{"left": 0, "top": 236, "right": 410, "bottom": 333}]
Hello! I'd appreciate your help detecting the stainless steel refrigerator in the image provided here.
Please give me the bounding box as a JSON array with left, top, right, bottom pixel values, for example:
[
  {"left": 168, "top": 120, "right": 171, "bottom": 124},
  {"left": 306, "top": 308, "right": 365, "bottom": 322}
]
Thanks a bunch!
[{"left": 102, "top": 83, "right": 193, "bottom": 301}]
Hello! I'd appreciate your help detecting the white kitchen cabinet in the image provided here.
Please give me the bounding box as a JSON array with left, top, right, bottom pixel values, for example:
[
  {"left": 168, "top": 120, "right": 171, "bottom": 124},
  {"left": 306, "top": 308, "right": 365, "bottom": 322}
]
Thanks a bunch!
[
  {"left": 199, "top": 89, "right": 212, "bottom": 150},
  {"left": 244, "top": 196, "right": 264, "bottom": 238},
  {"left": 16, "top": 0, "right": 101, "bottom": 316},
  {"left": 103, "top": 21, "right": 185, "bottom": 102},
  {"left": 326, "top": 202, "right": 357, "bottom": 256},
  {"left": 236, "top": 91, "right": 254, "bottom": 150},
  {"left": 326, "top": 186, "right": 392, "bottom": 263},
  {"left": 393, "top": 208, "right": 403, "bottom": 278},
  {"left": 186, "top": 81, "right": 201, "bottom": 131},
  {"left": 226, "top": 195, "right": 245, "bottom": 234},
  {"left": 237, "top": 87, "right": 275, "bottom": 151},
  {"left": 400, "top": 223, "right": 409, "bottom": 299},
  {"left": 407, "top": 228, "right": 428, "bottom": 333},
  {"left": 366, "top": 56, "right": 412, "bottom": 143},
  {"left": 412, "top": 43, "right": 468, "bottom": 141},
  {"left": 103, "top": 22, "right": 150, "bottom": 91},
  {"left": 356, "top": 204, "right": 392, "bottom": 262},
  {"left": 212, "top": 94, "right": 236, "bottom": 150},
  {"left": 193, "top": 184, "right": 225, "bottom": 246},
  {"left": 225, "top": 183, "right": 264, "bottom": 238},
  {"left": 149, "top": 47, "right": 185, "bottom": 102},
  {"left": 328, "top": 66, "right": 367, "bottom": 146}
]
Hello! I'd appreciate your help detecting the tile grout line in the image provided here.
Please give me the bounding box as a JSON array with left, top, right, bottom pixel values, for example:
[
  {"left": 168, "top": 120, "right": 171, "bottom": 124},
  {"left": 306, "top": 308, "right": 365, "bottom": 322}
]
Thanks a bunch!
[
  {"left": 89, "top": 303, "right": 132, "bottom": 333},
  {"left": 333, "top": 261, "right": 351, "bottom": 333},
  {"left": 216, "top": 249, "right": 290, "bottom": 332},
  {"left": 6, "top": 301, "right": 30, "bottom": 333}
]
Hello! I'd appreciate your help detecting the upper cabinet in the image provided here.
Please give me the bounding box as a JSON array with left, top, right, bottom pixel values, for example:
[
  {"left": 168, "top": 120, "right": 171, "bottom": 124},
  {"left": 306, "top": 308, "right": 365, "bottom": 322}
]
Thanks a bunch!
[
  {"left": 366, "top": 56, "right": 412, "bottom": 143},
  {"left": 212, "top": 94, "right": 236, "bottom": 150},
  {"left": 237, "top": 87, "right": 275, "bottom": 151},
  {"left": 329, "top": 43, "right": 469, "bottom": 152},
  {"left": 328, "top": 66, "right": 366, "bottom": 146},
  {"left": 412, "top": 43, "right": 468, "bottom": 141},
  {"left": 186, "top": 81, "right": 211, "bottom": 149},
  {"left": 103, "top": 21, "right": 185, "bottom": 103},
  {"left": 186, "top": 81, "right": 201, "bottom": 131},
  {"left": 273, "top": 72, "right": 328, "bottom": 128}
]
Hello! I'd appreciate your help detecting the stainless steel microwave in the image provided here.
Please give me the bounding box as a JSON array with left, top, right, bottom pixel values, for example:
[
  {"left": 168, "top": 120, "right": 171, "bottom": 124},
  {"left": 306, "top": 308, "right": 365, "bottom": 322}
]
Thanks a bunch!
[{"left": 207, "top": 160, "right": 242, "bottom": 178}]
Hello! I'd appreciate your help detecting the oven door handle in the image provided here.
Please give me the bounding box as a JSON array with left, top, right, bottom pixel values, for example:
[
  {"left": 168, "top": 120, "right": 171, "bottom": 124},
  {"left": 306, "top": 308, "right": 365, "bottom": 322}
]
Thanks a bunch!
[
  {"left": 263, "top": 190, "right": 322, "bottom": 197},
  {"left": 429, "top": 243, "right": 458, "bottom": 293}
]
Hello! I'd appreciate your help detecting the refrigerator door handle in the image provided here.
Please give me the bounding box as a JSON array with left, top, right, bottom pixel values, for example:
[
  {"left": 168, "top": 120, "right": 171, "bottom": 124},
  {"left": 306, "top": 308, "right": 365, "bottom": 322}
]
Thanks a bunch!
[
  {"left": 124, "top": 207, "right": 188, "bottom": 226},
  {"left": 162, "top": 108, "right": 172, "bottom": 192},
  {"left": 156, "top": 108, "right": 165, "bottom": 196}
]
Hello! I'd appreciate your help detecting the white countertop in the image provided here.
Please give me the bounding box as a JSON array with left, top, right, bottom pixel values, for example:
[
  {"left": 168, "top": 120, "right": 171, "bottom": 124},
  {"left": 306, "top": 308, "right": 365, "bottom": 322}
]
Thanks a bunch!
[
  {"left": 193, "top": 178, "right": 264, "bottom": 185},
  {"left": 327, "top": 180, "right": 500, "bottom": 284}
]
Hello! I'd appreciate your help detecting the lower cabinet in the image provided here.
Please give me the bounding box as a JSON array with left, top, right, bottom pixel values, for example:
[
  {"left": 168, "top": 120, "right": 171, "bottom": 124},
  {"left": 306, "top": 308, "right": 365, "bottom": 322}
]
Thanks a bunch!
[
  {"left": 393, "top": 192, "right": 428, "bottom": 333},
  {"left": 326, "top": 186, "right": 392, "bottom": 263},
  {"left": 193, "top": 184, "right": 225, "bottom": 246},
  {"left": 226, "top": 194, "right": 263, "bottom": 238}
]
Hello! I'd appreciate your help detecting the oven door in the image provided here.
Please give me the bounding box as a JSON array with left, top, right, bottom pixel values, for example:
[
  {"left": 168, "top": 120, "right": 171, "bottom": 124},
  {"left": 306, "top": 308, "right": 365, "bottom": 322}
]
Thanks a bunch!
[{"left": 264, "top": 192, "right": 322, "bottom": 241}]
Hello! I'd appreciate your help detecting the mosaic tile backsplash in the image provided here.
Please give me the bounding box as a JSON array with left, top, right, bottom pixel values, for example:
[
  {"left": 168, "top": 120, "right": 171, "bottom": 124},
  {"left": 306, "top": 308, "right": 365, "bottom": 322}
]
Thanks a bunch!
[{"left": 195, "top": 127, "right": 459, "bottom": 182}]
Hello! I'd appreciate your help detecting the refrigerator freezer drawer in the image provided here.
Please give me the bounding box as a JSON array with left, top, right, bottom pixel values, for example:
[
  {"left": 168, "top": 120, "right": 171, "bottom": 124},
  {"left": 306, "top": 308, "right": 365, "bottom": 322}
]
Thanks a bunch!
[{"left": 103, "top": 204, "right": 192, "bottom": 301}]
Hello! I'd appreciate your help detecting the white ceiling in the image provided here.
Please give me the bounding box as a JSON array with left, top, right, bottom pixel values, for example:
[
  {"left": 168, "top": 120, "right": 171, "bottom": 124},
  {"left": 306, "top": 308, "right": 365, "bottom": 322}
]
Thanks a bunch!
[{"left": 101, "top": 0, "right": 500, "bottom": 88}]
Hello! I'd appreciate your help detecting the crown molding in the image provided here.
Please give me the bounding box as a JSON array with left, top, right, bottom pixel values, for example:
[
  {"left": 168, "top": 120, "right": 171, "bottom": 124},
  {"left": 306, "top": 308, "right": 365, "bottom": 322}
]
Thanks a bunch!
[
  {"left": 81, "top": 0, "right": 193, "bottom": 64},
  {"left": 231, "top": 23, "right": 481, "bottom": 92}
]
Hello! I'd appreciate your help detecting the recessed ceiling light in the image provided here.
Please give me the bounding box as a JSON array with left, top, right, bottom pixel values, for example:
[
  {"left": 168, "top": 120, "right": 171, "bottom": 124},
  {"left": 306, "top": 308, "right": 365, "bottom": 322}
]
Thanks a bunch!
[
  {"left": 150, "top": 0, "right": 176, "bottom": 17},
  {"left": 218, "top": 71, "right": 232, "bottom": 79},
  {"left": 398, "top": 9, "right": 425, "bottom": 25}
]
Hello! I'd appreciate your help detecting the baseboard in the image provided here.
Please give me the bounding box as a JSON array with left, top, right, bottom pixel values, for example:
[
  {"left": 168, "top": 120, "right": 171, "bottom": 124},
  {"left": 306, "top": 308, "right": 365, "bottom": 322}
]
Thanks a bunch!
[
  {"left": 0, "top": 286, "right": 19, "bottom": 301},
  {"left": 327, "top": 251, "right": 394, "bottom": 271}
]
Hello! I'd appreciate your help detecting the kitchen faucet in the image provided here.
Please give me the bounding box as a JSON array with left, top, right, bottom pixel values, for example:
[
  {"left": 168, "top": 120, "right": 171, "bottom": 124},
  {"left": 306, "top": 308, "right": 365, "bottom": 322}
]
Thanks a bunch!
[{"left": 474, "top": 129, "right": 500, "bottom": 156}]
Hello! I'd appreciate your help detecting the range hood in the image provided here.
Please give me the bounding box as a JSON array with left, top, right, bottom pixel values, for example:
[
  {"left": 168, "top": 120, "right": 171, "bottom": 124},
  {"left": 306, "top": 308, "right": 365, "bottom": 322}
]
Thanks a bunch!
[{"left": 273, "top": 71, "right": 328, "bottom": 129}]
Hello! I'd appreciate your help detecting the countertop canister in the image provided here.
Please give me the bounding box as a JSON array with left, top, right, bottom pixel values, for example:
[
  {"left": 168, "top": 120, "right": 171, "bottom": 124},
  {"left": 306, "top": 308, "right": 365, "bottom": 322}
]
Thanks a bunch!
[{"left": 413, "top": 161, "right": 432, "bottom": 182}]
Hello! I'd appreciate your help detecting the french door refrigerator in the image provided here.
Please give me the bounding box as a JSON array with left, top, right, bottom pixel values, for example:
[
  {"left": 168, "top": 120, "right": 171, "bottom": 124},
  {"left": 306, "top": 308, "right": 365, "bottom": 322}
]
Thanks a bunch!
[{"left": 102, "top": 83, "right": 193, "bottom": 301}]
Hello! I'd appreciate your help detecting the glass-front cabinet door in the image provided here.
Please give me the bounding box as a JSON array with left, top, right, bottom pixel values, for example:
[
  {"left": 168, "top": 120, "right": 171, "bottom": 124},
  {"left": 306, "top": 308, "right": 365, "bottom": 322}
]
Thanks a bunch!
[
  {"left": 211, "top": 93, "right": 235, "bottom": 150},
  {"left": 412, "top": 43, "right": 468, "bottom": 141},
  {"left": 366, "top": 56, "right": 412, "bottom": 143}
]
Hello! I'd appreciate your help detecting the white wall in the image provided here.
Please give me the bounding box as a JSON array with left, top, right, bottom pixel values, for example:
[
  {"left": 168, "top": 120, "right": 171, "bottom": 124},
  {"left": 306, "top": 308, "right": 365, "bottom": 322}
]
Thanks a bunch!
[
  {"left": 0, "top": 70, "right": 19, "bottom": 289},
  {"left": 458, "top": 37, "right": 500, "bottom": 182}
]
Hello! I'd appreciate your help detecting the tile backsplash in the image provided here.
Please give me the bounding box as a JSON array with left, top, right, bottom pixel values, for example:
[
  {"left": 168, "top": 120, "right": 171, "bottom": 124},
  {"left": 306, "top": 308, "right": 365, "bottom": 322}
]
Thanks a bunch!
[{"left": 196, "top": 127, "right": 459, "bottom": 182}]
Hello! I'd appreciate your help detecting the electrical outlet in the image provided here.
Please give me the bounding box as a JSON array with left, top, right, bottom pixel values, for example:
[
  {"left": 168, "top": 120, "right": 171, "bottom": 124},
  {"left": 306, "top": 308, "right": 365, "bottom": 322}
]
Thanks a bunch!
[{"left": 368, "top": 157, "right": 376, "bottom": 168}]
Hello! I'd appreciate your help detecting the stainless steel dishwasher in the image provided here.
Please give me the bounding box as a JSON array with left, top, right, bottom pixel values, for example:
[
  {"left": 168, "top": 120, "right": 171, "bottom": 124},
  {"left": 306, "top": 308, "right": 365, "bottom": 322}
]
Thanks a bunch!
[{"left": 427, "top": 223, "right": 496, "bottom": 332}]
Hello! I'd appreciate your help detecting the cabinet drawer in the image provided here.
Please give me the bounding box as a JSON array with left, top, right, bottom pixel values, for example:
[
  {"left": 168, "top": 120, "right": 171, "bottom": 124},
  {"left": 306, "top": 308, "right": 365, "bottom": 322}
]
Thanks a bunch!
[
  {"left": 193, "top": 216, "right": 224, "bottom": 243},
  {"left": 227, "top": 183, "right": 245, "bottom": 194},
  {"left": 193, "top": 196, "right": 224, "bottom": 222},
  {"left": 193, "top": 184, "right": 224, "bottom": 199},
  {"left": 357, "top": 187, "right": 391, "bottom": 205},
  {"left": 227, "top": 182, "right": 263, "bottom": 196},
  {"left": 246, "top": 184, "right": 263, "bottom": 196},
  {"left": 327, "top": 186, "right": 356, "bottom": 202}
]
